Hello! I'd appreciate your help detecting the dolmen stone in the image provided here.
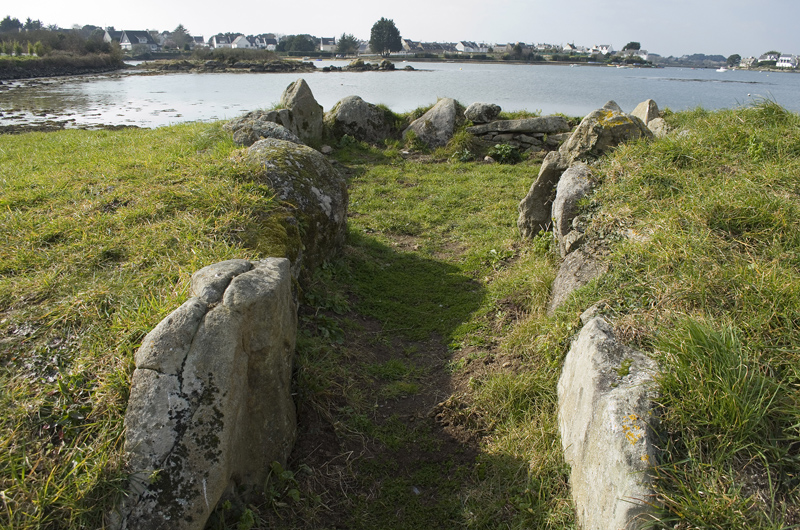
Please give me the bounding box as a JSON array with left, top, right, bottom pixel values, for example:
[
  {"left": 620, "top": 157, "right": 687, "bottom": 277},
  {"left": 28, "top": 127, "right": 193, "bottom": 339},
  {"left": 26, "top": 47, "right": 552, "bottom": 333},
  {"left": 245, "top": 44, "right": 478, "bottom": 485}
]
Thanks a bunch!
[
  {"left": 466, "top": 115, "right": 570, "bottom": 136},
  {"left": 279, "top": 78, "right": 324, "bottom": 145},
  {"left": 224, "top": 111, "right": 303, "bottom": 147},
  {"left": 464, "top": 102, "right": 501, "bottom": 124},
  {"left": 518, "top": 101, "right": 652, "bottom": 239},
  {"left": 325, "top": 95, "right": 396, "bottom": 144},
  {"left": 559, "top": 101, "right": 652, "bottom": 163},
  {"left": 115, "top": 258, "right": 298, "bottom": 530},
  {"left": 246, "top": 139, "right": 348, "bottom": 278},
  {"left": 552, "top": 163, "right": 594, "bottom": 257},
  {"left": 547, "top": 245, "right": 608, "bottom": 315},
  {"left": 630, "top": 99, "right": 660, "bottom": 125},
  {"left": 403, "top": 97, "right": 465, "bottom": 149},
  {"left": 558, "top": 317, "right": 659, "bottom": 530}
]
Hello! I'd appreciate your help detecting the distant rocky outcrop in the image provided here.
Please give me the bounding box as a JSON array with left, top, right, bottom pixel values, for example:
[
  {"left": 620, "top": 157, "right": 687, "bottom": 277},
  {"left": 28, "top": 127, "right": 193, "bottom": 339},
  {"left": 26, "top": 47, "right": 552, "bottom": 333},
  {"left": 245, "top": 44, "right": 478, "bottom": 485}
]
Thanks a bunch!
[
  {"left": 403, "top": 98, "right": 465, "bottom": 149},
  {"left": 245, "top": 138, "right": 348, "bottom": 278},
  {"left": 558, "top": 317, "right": 659, "bottom": 530},
  {"left": 325, "top": 95, "right": 397, "bottom": 144},
  {"left": 115, "top": 258, "right": 298, "bottom": 530}
]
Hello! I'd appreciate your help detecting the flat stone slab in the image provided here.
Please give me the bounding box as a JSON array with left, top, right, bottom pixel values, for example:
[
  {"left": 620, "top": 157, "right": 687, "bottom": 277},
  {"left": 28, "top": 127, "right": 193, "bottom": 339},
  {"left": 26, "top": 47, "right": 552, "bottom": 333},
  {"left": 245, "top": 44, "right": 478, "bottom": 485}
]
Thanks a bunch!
[{"left": 466, "top": 115, "right": 571, "bottom": 135}]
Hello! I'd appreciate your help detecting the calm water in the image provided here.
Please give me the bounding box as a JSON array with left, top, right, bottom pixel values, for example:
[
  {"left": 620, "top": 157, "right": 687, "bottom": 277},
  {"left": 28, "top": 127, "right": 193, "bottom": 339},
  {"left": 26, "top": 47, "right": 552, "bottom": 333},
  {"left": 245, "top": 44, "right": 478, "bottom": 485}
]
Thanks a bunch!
[{"left": 2, "top": 60, "right": 799, "bottom": 128}]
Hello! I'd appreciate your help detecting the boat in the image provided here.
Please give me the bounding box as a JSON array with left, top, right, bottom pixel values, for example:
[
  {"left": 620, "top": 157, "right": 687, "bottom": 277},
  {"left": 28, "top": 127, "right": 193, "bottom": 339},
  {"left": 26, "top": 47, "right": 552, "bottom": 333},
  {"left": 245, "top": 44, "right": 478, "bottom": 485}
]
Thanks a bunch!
[{"left": 716, "top": 67, "right": 728, "bottom": 72}]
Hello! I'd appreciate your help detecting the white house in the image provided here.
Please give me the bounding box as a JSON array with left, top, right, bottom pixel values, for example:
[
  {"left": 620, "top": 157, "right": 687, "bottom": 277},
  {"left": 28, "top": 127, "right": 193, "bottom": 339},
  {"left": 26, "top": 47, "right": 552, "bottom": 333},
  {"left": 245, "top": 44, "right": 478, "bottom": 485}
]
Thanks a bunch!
[
  {"left": 619, "top": 48, "right": 649, "bottom": 61},
  {"left": 456, "top": 41, "right": 489, "bottom": 53},
  {"left": 777, "top": 55, "right": 798, "bottom": 68},
  {"left": 231, "top": 35, "right": 253, "bottom": 49},
  {"left": 119, "top": 30, "right": 160, "bottom": 52},
  {"left": 209, "top": 35, "right": 232, "bottom": 49},
  {"left": 758, "top": 53, "right": 779, "bottom": 63},
  {"left": 320, "top": 37, "right": 336, "bottom": 52},
  {"left": 591, "top": 44, "right": 614, "bottom": 55},
  {"left": 192, "top": 36, "right": 207, "bottom": 49}
]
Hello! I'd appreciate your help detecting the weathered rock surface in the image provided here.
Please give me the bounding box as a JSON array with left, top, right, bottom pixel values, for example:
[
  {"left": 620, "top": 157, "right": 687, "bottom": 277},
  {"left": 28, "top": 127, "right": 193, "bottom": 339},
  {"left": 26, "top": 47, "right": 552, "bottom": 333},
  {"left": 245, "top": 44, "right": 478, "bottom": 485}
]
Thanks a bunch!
[
  {"left": 224, "top": 111, "right": 303, "bottom": 147},
  {"left": 246, "top": 139, "right": 348, "bottom": 277},
  {"left": 558, "top": 317, "right": 659, "bottom": 530},
  {"left": 403, "top": 97, "right": 465, "bottom": 149},
  {"left": 516, "top": 151, "right": 569, "bottom": 238},
  {"left": 325, "top": 95, "right": 396, "bottom": 144},
  {"left": 279, "top": 78, "right": 324, "bottom": 145},
  {"left": 560, "top": 101, "right": 653, "bottom": 162},
  {"left": 466, "top": 115, "right": 570, "bottom": 136},
  {"left": 116, "top": 258, "right": 298, "bottom": 530},
  {"left": 647, "top": 117, "right": 669, "bottom": 138},
  {"left": 518, "top": 101, "right": 652, "bottom": 239},
  {"left": 630, "top": 99, "right": 660, "bottom": 125},
  {"left": 552, "top": 164, "right": 593, "bottom": 257},
  {"left": 548, "top": 246, "right": 608, "bottom": 315},
  {"left": 464, "top": 102, "right": 501, "bottom": 124}
]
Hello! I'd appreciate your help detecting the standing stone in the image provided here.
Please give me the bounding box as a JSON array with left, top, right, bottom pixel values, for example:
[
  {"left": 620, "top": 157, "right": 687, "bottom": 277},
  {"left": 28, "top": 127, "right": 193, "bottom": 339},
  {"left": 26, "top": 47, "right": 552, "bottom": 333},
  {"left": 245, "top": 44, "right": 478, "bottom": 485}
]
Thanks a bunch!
[
  {"left": 516, "top": 151, "right": 568, "bottom": 238},
  {"left": 464, "top": 102, "right": 501, "bottom": 124},
  {"left": 630, "top": 99, "right": 660, "bottom": 125},
  {"left": 280, "top": 78, "right": 324, "bottom": 145},
  {"left": 403, "top": 98, "right": 465, "bottom": 149},
  {"left": 325, "top": 95, "right": 396, "bottom": 144},
  {"left": 560, "top": 101, "right": 653, "bottom": 163},
  {"left": 558, "top": 317, "right": 659, "bottom": 530},
  {"left": 224, "top": 111, "right": 303, "bottom": 147},
  {"left": 116, "top": 258, "right": 298, "bottom": 530},
  {"left": 518, "top": 101, "right": 652, "bottom": 239},
  {"left": 552, "top": 164, "right": 593, "bottom": 257},
  {"left": 246, "top": 139, "right": 348, "bottom": 278},
  {"left": 647, "top": 117, "right": 669, "bottom": 138},
  {"left": 548, "top": 246, "right": 608, "bottom": 315}
]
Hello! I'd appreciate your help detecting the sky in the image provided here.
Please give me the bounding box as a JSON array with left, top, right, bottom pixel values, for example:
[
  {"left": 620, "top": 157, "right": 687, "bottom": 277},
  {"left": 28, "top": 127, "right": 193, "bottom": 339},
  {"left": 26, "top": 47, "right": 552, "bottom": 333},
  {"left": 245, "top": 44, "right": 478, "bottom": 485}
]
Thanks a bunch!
[{"left": 9, "top": 0, "right": 799, "bottom": 58}]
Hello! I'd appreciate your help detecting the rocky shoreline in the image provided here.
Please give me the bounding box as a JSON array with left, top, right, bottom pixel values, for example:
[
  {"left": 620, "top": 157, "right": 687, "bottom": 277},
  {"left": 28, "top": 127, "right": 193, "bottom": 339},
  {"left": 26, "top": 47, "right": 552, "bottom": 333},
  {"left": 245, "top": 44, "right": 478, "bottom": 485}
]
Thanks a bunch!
[{"left": 0, "top": 61, "right": 124, "bottom": 81}]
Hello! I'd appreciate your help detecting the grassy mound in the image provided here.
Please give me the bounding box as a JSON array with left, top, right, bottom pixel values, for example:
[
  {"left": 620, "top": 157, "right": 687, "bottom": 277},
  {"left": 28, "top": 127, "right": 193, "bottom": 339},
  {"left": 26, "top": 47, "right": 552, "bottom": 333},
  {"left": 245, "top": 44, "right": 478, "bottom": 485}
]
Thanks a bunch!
[{"left": 1, "top": 100, "right": 798, "bottom": 529}]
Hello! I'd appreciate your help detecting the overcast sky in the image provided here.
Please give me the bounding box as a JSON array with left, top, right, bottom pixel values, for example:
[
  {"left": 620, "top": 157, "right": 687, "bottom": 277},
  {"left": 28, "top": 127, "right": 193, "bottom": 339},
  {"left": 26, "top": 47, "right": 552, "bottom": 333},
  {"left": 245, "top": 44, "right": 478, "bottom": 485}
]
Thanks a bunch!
[{"left": 10, "top": 0, "right": 798, "bottom": 58}]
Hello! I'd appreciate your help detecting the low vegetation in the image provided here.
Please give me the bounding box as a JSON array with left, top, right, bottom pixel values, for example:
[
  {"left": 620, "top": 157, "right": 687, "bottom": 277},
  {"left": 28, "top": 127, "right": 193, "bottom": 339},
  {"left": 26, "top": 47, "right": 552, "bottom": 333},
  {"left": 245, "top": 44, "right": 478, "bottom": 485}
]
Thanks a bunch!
[{"left": 1, "top": 100, "right": 798, "bottom": 529}]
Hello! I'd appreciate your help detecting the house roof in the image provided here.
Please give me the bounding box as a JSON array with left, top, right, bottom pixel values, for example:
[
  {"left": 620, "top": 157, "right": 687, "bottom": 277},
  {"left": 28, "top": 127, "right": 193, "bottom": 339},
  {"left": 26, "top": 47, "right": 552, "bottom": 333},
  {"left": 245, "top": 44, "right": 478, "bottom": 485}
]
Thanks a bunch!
[{"left": 122, "top": 30, "right": 157, "bottom": 45}]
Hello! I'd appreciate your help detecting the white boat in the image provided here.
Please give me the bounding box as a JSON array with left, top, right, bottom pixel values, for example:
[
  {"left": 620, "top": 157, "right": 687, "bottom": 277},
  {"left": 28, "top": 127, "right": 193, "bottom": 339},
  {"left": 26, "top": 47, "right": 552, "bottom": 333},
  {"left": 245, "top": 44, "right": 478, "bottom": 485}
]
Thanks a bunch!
[{"left": 716, "top": 67, "right": 728, "bottom": 72}]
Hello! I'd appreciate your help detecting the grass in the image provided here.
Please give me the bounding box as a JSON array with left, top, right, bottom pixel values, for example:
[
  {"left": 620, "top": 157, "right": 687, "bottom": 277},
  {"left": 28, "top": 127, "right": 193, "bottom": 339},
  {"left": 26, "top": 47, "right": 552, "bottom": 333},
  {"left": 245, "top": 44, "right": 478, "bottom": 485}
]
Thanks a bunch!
[
  {"left": 0, "top": 122, "right": 290, "bottom": 528},
  {"left": 2, "top": 99, "right": 799, "bottom": 529}
]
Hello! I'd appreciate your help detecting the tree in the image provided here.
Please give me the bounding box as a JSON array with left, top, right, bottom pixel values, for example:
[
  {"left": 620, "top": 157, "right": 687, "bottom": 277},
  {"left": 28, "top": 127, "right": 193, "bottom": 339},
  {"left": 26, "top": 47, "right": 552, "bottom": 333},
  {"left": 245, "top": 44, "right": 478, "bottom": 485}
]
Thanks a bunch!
[
  {"left": 24, "top": 18, "right": 43, "bottom": 31},
  {"left": 623, "top": 41, "right": 641, "bottom": 51},
  {"left": 337, "top": 33, "right": 359, "bottom": 55},
  {"left": 277, "top": 34, "right": 317, "bottom": 53},
  {"left": 369, "top": 17, "right": 401, "bottom": 57},
  {"left": 0, "top": 16, "right": 23, "bottom": 33},
  {"left": 171, "top": 24, "right": 191, "bottom": 50},
  {"left": 727, "top": 54, "right": 741, "bottom": 67}
]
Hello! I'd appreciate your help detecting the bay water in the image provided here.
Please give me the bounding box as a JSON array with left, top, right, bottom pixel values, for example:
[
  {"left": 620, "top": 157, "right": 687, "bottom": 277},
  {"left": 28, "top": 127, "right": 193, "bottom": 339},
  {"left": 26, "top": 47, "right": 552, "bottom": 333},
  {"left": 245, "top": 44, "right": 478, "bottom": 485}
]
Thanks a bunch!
[{"left": 2, "top": 60, "right": 799, "bottom": 129}]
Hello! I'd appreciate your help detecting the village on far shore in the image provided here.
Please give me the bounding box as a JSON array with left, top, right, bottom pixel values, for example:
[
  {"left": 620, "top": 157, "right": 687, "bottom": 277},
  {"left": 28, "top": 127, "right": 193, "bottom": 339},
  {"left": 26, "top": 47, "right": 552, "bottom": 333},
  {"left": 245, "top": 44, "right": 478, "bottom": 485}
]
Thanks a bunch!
[{"left": 106, "top": 28, "right": 795, "bottom": 70}]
